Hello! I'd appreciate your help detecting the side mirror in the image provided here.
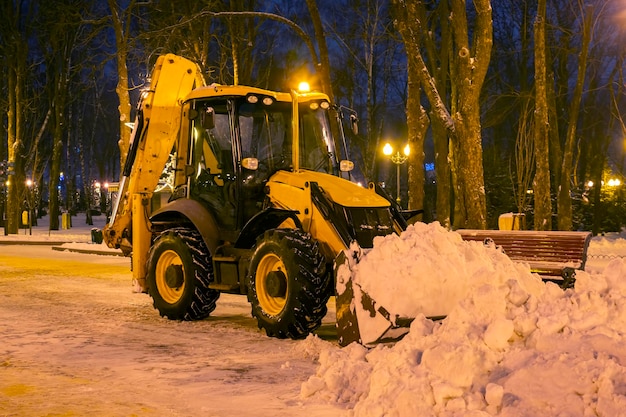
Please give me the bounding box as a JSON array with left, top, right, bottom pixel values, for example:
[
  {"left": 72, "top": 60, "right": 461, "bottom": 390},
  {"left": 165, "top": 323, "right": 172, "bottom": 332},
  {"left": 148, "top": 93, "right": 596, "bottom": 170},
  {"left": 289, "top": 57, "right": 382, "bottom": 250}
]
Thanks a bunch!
[
  {"left": 242, "top": 157, "right": 259, "bottom": 170},
  {"left": 202, "top": 107, "right": 215, "bottom": 130},
  {"left": 350, "top": 114, "right": 358, "bottom": 135},
  {"left": 339, "top": 160, "right": 354, "bottom": 172}
]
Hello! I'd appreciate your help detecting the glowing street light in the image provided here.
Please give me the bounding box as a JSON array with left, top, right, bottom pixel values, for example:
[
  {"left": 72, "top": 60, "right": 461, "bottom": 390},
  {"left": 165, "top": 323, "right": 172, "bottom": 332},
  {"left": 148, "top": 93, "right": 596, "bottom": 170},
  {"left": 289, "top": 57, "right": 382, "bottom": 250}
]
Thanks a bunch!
[
  {"left": 383, "top": 142, "right": 410, "bottom": 206},
  {"left": 587, "top": 178, "right": 622, "bottom": 188},
  {"left": 297, "top": 81, "right": 311, "bottom": 93},
  {"left": 607, "top": 178, "right": 621, "bottom": 187}
]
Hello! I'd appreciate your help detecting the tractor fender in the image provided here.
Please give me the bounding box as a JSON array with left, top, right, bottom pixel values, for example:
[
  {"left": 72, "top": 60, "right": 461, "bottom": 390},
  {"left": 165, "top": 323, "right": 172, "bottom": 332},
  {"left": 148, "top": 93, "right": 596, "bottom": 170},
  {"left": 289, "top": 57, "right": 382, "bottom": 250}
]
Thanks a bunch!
[
  {"left": 150, "top": 198, "right": 221, "bottom": 255},
  {"left": 235, "top": 207, "right": 303, "bottom": 249}
]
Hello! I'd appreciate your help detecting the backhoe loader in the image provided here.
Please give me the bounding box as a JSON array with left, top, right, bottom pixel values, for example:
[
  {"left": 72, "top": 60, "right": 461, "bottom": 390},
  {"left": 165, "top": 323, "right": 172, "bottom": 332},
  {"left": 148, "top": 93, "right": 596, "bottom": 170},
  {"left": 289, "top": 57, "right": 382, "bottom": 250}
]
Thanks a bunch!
[{"left": 103, "top": 54, "right": 412, "bottom": 346}]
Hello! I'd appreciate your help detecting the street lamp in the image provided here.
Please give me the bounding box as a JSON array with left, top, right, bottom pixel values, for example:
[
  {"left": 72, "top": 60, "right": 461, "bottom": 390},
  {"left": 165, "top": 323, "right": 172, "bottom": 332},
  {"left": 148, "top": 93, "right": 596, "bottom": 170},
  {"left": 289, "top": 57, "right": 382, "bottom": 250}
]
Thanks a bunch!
[
  {"left": 25, "top": 179, "right": 34, "bottom": 235},
  {"left": 383, "top": 142, "right": 410, "bottom": 206},
  {"left": 297, "top": 81, "right": 311, "bottom": 92}
]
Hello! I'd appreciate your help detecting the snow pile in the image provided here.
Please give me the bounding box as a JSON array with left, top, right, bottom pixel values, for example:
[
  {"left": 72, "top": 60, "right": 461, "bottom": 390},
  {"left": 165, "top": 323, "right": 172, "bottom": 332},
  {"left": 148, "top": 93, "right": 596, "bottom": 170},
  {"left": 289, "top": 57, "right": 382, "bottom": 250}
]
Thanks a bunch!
[
  {"left": 345, "top": 222, "right": 545, "bottom": 319},
  {"left": 588, "top": 230, "right": 626, "bottom": 252},
  {"left": 302, "top": 222, "right": 626, "bottom": 416},
  {"left": 588, "top": 234, "right": 626, "bottom": 260}
]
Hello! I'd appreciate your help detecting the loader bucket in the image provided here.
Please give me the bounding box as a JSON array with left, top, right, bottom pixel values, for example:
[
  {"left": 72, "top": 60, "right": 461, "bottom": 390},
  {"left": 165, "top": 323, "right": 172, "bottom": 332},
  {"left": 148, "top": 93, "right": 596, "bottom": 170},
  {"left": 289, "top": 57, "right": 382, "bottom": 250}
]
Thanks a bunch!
[{"left": 334, "top": 248, "right": 414, "bottom": 347}]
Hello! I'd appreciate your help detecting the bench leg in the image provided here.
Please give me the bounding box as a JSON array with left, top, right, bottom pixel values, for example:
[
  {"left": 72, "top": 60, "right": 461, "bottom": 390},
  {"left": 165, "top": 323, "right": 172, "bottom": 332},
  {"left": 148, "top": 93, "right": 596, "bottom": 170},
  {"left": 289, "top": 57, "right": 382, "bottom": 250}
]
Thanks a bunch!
[{"left": 560, "top": 267, "right": 576, "bottom": 289}]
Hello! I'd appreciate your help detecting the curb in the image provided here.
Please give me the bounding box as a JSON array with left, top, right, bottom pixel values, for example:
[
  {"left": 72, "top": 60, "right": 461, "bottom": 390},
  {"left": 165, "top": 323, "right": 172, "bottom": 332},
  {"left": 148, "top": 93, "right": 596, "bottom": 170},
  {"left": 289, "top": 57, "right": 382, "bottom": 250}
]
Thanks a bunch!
[
  {"left": 51, "top": 246, "right": 125, "bottom": 257},
  {"left": 0, "top": 240, "right": 124, "bottom": 257},
  {"left": 0, "top": 240, "right": 69, "bottom": 245}
]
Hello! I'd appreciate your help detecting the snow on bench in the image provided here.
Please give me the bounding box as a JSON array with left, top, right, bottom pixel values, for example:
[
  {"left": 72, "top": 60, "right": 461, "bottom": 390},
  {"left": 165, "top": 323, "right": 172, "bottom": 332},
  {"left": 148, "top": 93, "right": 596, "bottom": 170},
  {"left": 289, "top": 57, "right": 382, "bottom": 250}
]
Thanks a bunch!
[{"left": 456, "top": 229, "right": 593, "bottom": 288}]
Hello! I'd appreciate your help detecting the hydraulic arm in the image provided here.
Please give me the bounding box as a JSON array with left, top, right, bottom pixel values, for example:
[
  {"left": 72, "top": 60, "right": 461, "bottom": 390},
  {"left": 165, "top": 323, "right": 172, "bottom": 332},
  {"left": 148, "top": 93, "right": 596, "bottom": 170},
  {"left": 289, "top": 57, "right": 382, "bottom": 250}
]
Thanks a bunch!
[{"left": 103, "top": 54, "right": 204, "bottom": 289}]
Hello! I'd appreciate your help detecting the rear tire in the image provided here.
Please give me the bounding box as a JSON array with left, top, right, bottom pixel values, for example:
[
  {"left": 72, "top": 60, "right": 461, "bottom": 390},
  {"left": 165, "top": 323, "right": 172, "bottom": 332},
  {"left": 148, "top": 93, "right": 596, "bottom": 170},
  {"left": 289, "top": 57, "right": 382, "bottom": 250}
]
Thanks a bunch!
[
  {"left": 247, "top": 229, "right": 330, "bottom": 339},
  {"left": 146, "top": 227, "right": 220, "bottom": 320}
]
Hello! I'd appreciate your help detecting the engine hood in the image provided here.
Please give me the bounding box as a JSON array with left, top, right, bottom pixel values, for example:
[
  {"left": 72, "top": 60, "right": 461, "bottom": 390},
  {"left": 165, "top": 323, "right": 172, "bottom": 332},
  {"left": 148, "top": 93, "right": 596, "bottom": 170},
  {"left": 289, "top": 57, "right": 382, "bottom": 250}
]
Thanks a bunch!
[{"left": 269, "top": 170, "right": 390, "bottom": 208}]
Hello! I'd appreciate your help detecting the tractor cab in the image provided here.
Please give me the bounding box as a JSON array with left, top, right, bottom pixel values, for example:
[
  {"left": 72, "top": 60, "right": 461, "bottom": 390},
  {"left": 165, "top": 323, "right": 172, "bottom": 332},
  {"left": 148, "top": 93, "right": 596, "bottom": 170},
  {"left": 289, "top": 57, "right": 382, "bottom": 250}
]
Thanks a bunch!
[{"left": 172, "top": 86, "right": 348, "bottom": 236}]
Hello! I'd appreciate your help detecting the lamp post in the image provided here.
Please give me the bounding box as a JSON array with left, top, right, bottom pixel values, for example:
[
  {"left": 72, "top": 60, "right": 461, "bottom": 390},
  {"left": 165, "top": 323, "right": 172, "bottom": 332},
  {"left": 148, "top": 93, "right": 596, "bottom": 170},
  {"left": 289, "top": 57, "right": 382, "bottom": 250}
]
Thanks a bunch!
[
  {"left": 103, "top": 182, "right": 109, "bottom": 214},
  {"left": 383, "top": 142, "right": 410, "bottom": 206},
  {"left": 25, "top": 179, "right": 33, "bottom": 235}
]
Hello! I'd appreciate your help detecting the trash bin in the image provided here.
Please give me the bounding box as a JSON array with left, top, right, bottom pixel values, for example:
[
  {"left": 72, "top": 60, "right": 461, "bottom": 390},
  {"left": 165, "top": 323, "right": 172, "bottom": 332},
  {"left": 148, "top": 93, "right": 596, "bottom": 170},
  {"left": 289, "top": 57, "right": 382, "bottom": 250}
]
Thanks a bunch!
[
  {"left": 62, "top": 212, "right": 72, "bottom": 229},
  {"left": 498, "top": 213, "right": 525, "bottom": 230},
  {"left": 21, "top": 210, "right": 29, "bottom": 227},
  {"left": 91, "top": 228, "right": 103, "bottom": 244}
]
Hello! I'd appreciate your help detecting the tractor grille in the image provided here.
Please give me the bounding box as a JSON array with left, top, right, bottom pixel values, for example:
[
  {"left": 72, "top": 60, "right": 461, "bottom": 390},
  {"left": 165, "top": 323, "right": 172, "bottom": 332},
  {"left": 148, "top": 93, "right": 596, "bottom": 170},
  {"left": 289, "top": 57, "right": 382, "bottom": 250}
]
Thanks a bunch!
[{"left": 344, "top": 207, "right": 395, "bottom": 248}]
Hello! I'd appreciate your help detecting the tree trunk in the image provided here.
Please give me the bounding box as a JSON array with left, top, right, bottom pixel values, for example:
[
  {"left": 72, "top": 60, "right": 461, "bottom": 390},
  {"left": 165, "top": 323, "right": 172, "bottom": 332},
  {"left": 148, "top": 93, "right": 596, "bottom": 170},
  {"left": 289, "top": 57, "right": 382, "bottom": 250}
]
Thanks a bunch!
[
  {"left": 78, "top": 99, "right": 93, "bottom": 226},
  {"left": 557, "top": 5, "right": 593, "bottom": 231},
  {"left": 515, "top": 99, "right": 535, "bottom": 215},
  {"left": 448, "top": 0, "right": 492, "bottom": 229},
  {"left": 305, "top": 0, "right": 346, "bottom": 169},
  {"left": 6, "top": 39, "right": 27, "bottom": 235},
  {"left": 432, "top": 116, "right": 451, "bottom": 228},
  {"left": 305, "top": 0, "right": 334, "bottom": 102},
  {"left": 406, "top": 68, "right": 429, "bottom": 213},
  {"left": 107, "top": 0, "right": 134, "bottom": 173},
  {"left": 6, "top": 52, "right": 19, "bottom": 234},
  {"left": 391, "top": 0, "right": 491, "bottom": 229},
  {"left": 388, "top": 0, "right": 430, "bottom": 214},
  {"left": 228, "top": 16, "right": 239, "bottom": 85},
  {"left": 533, "top": 0, "right": 552, "bottom": 231},
  {"left": 48, "top": 59, "right": 70, "bottom": 231},
  {"left": 430, "top": 1, "right": 452, "bottom": 229}
]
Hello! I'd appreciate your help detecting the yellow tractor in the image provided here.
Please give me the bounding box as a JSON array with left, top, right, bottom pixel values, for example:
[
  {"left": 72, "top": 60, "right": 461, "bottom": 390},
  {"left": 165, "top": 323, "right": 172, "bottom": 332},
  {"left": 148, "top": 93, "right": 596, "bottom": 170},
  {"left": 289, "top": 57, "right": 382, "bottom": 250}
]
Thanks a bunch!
[{"left": 103, "top": 54, "right": 411, "bottom": 346}]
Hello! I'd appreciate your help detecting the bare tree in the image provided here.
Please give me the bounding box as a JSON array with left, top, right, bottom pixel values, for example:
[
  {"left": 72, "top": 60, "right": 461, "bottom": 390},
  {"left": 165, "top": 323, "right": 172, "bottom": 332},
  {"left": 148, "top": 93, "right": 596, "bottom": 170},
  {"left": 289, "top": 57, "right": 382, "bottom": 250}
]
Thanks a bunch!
[
  {"left": 305, "top": 0, "right": 334, "bottom": 102},
  {"left": 322, "top": 0, "right": 404, "bottom": 189},
  {"left": 40, "top": 2, "right": 84, "bottom": 230},
  {"left": 389, "top": 2, "right": 429, "bottom": 213},
  {"left": 424, "top": 1, "right": 453, "bottom": 228},
  {"left": 391, "top": 0, "right": 492, "bottom": 229},
  {"left": 514, "top": 99, "right": 535, "bottom": 215},
  {"left": 106, "top": 0, "right": 137, "bottom": 173},
  {"left": 557, "top": 4, "right": 593, "bottom": 230},
  {"left": 533, "top": 0, "right": 552, "bottom": 231},
  {"left": 0, "top": 1, "right": 32, "bottom": 234}
]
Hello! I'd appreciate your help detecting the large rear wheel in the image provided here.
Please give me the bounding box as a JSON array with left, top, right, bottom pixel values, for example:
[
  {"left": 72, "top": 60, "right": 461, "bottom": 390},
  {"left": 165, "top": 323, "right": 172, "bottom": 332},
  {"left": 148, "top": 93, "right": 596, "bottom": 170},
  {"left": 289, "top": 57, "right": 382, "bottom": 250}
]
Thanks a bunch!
[
  {"left": 146, "top": 227, "right": 219, "bottom": 320},
  {"left": 247, "top": 229, "right": 330, "bottom": 339}
]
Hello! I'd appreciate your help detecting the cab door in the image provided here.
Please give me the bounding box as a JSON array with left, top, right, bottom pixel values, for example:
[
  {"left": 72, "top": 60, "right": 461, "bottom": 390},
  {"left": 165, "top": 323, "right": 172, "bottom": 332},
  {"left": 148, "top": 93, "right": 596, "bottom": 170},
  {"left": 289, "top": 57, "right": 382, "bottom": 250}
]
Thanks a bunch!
[{"left": 187, "top": 100, "right": 238, "bottom": 230}]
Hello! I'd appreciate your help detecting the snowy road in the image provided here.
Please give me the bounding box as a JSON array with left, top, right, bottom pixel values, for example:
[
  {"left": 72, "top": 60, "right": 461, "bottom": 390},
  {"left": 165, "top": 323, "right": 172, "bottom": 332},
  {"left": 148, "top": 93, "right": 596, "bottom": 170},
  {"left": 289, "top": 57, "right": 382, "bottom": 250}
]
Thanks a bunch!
[{"left": 0, "top": 245, "right": 347, "bottom": 417}]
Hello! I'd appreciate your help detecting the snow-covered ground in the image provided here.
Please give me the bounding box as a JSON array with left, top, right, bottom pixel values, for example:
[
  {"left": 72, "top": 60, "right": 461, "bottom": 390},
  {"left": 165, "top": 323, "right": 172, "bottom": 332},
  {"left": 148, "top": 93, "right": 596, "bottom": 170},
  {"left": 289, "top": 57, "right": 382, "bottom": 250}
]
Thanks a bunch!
[
  {"left": 0, "top": 213, "right": 120, "bottom": 250},
  {"left": 2, "top": 213, "right": 626, "bottom": 416},
  {"left": 1, "top": 214, "right": 344, "bottom": 416}
]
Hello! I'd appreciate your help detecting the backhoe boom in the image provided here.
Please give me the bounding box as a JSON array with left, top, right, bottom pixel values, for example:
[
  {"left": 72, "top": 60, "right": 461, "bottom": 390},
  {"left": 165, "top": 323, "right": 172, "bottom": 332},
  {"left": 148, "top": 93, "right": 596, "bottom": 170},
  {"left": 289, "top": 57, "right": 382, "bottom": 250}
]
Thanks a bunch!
[{"left": 103, "top": 54, "right": 204, "bottom": 288}]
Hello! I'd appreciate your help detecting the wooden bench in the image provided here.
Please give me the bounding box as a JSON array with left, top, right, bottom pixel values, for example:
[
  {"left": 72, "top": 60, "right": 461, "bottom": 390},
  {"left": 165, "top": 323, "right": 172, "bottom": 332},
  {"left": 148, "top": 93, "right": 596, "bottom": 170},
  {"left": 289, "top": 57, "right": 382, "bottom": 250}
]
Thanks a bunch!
[{"left": 456, "top": 229, "right": 593, "bottom": 288}]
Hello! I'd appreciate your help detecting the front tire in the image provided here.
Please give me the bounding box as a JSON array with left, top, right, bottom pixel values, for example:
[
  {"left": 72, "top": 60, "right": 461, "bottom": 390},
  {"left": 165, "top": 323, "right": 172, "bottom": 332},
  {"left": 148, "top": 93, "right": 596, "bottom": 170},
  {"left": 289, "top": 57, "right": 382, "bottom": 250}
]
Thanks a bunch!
[
  {"left": 247, "top": 229, "right": 330, "bottom": 339},
  {"left": 146, "top": 227, "right": 220, "bottom": 320}
]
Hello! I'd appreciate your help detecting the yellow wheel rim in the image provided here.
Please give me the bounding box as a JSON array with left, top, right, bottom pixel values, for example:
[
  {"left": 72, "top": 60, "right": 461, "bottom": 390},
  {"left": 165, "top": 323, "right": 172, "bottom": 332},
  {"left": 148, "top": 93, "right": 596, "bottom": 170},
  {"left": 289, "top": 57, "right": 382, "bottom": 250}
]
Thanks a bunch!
[
  {"left": 155, "top": 249, "right": 185, "bottom": 304},
  {"left": 256, "top": 253, "right": 288, "bottom": 316}
]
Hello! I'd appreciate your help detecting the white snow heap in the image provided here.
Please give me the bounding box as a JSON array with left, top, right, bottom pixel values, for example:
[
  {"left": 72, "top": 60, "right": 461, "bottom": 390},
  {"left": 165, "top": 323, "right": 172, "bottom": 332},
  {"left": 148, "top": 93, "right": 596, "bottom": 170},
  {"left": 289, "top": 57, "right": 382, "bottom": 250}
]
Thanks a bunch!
[
  {"left": 302, "top": 222, "right": 626, "bottom": 416},
  {"left": 350, "top": 222, "right": 545, "bottom": 319}
]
